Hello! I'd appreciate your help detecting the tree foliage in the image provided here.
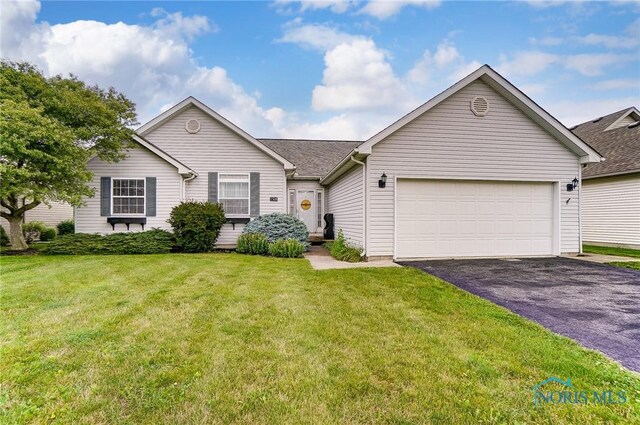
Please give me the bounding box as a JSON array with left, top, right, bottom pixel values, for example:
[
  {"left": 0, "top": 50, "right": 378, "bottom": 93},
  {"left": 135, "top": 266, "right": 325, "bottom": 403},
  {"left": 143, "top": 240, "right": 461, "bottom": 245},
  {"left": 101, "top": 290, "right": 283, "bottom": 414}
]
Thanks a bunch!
[{"left": 0, "top": 61, "right": 137, "bottom": 249}]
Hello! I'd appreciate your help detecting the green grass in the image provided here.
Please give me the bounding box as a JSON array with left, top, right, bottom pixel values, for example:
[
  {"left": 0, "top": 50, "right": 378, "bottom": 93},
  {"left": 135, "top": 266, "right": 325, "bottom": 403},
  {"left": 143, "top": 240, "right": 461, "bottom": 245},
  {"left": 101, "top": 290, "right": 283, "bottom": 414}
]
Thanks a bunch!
[
  {"left": 1, "top": 254, "right": 639, "bottom": 424},
  {"left": 583, "top": 244, "right": 640, "bottom": 258},
  {"left": 608, "top": 261, "right": 640, "bottom": 271}
]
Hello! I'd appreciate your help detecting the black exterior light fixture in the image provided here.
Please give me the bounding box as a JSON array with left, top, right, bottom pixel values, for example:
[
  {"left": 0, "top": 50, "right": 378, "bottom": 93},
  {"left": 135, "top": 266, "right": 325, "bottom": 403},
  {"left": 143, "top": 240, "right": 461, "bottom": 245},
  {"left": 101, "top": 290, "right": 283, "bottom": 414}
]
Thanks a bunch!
[
  {"left": 567, "top": 177, "right": 579, "bottom": 192},
  {"left": 379, "top": 172, "right": 387, "bottom": 188}
]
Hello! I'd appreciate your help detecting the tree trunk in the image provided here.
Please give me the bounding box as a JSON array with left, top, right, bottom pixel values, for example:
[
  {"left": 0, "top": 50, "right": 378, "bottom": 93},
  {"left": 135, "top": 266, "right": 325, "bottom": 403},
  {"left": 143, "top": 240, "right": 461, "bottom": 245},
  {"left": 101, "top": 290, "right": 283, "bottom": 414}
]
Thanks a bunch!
[{"left": 7, "top": 216, "right": 28, "bottom": 250}]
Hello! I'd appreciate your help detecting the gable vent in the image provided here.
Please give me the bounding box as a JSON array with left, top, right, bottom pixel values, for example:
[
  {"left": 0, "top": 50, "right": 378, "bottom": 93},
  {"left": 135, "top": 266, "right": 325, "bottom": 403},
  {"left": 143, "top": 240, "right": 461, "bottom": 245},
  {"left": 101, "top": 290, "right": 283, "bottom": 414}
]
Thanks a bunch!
[
  {"left": 470, "top": 96, "right": 489, "bottom": 117},
  {"left": 185, "top": 119, "right": 201, "bottom": 134}
]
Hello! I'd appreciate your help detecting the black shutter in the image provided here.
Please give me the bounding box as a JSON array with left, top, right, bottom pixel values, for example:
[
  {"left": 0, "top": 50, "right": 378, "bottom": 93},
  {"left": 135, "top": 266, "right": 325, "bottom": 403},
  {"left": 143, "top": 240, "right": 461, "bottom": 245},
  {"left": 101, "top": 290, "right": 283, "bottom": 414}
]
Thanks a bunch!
[
  {"left": 146, "top": 177, "right": 156, "bottom": 217},
  {"left": 208, "top": 172, "right": 218, "bottom": 203},
  {"left": 250, "top": 172, "right": 260, "bottom": 217},
  {"left": 100, "top": 177, "right": 111, "bottom": 216}
]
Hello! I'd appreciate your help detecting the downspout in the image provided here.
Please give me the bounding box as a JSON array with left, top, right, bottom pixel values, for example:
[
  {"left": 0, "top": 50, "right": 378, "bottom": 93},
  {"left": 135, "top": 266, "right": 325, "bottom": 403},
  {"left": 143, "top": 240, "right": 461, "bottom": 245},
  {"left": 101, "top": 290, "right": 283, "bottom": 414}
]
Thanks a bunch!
[
  {"left": 182, "top": 172, "right": 197, "bottom": 201},
  {"left": 578, "top": 164, "right": 583, "bottom": 254},
  {"left": 350, "top": 155, "right": 366, "bottom": 258}
]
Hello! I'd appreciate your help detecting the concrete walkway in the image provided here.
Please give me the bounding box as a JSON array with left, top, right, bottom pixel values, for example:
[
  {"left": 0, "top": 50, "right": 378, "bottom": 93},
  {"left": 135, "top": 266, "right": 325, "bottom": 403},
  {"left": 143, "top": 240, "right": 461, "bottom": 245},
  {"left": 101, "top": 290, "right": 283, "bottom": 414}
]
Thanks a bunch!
[
  {"left": 563, "top": 253, "right": 640, "bottom": 264},
  {"left": 304, "top": 245, "right": 400, "bottom": 270}
]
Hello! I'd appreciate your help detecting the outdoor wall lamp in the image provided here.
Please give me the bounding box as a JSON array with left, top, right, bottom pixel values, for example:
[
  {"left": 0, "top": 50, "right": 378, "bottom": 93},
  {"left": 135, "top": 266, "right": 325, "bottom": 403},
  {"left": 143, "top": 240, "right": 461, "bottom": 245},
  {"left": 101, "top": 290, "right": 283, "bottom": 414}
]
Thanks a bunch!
[
  {"left": 567, "top": 177, "right": 579, "bottom": 192},
  {"left": 379, "top": 172, "right": 387, "bottom": 188}
]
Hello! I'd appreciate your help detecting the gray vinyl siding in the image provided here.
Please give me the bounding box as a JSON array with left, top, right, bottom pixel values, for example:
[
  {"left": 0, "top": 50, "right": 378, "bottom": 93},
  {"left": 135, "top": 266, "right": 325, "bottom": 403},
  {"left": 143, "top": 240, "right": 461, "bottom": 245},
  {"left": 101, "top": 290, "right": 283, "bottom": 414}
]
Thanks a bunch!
[
  {"left": 327, "top": 165, "right": 364, "bottom": 247},
  {"left": 75, "top": 146, "right": 182, "bottom": 234},
  {"left": 1, "top": 201, "right": 73, "bottom": 234},
  {"left": 143, "top": 106, "right": 286, "bottom": 245},
  {"left": 582, "top": 173, "right": 640, "bottom": 247},
  {"left": 367, "top": 80, "right": 581, "bottom": 257}
]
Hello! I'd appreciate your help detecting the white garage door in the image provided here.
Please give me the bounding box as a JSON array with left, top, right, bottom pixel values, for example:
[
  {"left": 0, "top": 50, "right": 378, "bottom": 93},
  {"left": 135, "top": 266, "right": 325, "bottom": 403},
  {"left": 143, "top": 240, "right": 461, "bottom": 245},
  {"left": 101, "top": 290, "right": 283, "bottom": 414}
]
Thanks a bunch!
[{"left": 396, "top": 180, "right": 555, "bottom": 259}]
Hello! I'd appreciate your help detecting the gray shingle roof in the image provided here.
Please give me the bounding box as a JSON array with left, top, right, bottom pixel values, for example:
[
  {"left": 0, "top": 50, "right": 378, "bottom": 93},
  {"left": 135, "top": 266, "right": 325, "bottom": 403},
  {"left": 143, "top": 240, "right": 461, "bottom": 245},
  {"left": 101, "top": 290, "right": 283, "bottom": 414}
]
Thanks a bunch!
[
  {"left": 571, "top": 108, "right": 640, "bottom": 179},
  {"left": 259, "top": 139, "right": 362, "bottom": 178}
]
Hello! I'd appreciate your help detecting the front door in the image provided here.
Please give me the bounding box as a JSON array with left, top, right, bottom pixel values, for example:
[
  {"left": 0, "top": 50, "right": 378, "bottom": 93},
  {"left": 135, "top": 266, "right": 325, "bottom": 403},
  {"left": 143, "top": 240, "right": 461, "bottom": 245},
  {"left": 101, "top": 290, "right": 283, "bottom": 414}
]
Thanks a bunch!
[{"left": 297, "top": 190, "right": 315, "bottom": 232}]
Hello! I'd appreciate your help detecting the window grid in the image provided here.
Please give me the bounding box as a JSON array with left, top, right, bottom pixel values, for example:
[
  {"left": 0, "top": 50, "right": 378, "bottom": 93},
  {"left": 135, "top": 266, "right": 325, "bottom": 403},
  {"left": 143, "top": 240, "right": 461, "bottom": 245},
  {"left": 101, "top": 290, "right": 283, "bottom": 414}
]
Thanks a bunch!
[
  {"left": 112, "top": 178, "right": 145, "bottom": 215},
  {"left": 219, "top": 174, "right": 250, "bottom": 216}
]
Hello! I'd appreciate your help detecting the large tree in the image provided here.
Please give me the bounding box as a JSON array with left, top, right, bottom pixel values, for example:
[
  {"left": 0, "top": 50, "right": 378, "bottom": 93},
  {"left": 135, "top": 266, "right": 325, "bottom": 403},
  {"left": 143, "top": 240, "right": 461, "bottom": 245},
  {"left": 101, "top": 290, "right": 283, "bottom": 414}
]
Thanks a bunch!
[{"left": 0, "top": 62, "right": 138, "bottom": 249}]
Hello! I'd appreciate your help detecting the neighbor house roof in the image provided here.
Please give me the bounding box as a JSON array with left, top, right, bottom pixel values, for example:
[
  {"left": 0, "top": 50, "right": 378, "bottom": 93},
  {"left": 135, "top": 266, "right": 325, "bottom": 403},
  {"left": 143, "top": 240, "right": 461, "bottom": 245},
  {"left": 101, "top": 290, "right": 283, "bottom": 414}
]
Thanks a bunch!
[
  {"left": 136, "top": 97, "right": 295, "bottom": 171},
  {"left": 321, "top": 64, "right": 604, "bottom": 185},
  {"left": 259, "top": 138, "right": 362, "bottom": 178},
  {"left": 571, "top": 107, "right": 640, "bottom": 179}
]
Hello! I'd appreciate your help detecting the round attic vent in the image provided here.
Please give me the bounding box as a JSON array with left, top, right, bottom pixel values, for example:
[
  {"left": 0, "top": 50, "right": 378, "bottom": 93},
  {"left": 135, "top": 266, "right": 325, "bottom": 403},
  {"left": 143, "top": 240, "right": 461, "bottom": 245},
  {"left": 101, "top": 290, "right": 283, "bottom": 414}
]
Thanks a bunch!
[
  {"left": 185, "top": 119, "right": 201, "bottom": 134},
  {"left": 470, "top": 96, "right": 489, "bottom": 117}
]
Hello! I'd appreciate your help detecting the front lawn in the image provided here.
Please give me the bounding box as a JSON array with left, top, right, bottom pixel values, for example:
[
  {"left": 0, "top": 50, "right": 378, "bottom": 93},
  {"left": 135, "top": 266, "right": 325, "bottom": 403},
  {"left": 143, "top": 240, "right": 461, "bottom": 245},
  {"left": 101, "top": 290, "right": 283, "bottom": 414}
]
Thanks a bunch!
[
  {"left": 608, "top": 261, "right": 640, "bottom": 271},
  {"left": 1, "top": 254, "right": 638, "bottom": 424},
  {"left": 583, "top": 244, "right": 640, "bottom": 258}
]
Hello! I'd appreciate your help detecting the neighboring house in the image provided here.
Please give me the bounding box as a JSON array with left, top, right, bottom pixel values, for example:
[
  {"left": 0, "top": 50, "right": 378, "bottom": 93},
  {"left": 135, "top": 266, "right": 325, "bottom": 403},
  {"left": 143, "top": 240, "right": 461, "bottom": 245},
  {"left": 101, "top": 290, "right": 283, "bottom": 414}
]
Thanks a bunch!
[
  {"left": 1, "top": 201, "right": 73, "bottom": 234},
  {"left": 571, "top": 107, "right": 640, "bottom": 249},
  {"left": 77, "top": 65, "right": 602, "bottom": 259}
]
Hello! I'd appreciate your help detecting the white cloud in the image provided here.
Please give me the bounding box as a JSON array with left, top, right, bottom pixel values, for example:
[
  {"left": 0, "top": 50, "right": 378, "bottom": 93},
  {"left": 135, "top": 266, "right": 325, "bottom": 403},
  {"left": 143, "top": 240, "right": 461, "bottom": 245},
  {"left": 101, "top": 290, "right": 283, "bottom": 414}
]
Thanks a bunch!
[
  {"left": 312, "top": 39, "right": 412, "bottom": 112},
  {"left": 529, "top": 36, "right": 563, "bottom": 46},
  {"left": 1, "top": 0, "right": 281, "bottom": 136},
  {"left": 274, "top": 0, "right": 356, "bottom": 14},
  {"left": 408, "top": 39, "right": 475, "bottom": 85},
  {"left": 359, "top": 0, "right": 441, "bottom": 19},
  {"left": 277, "top": 19, "right": 363, "bottom": 51},
  {"left": 564, "top": 53, "right": 636, "bottom": 76},
  {"left": 591, "top": 79, "right": 640, "bottom": 90},
  {"left": 547, "top": 97, "right": 640, "bottom": 126},
  {"left": 497, "top": 51, "right": 558, "bottom": 77},
  {"left": 574, "top": 18, "right": 640, "bottom": 49}
]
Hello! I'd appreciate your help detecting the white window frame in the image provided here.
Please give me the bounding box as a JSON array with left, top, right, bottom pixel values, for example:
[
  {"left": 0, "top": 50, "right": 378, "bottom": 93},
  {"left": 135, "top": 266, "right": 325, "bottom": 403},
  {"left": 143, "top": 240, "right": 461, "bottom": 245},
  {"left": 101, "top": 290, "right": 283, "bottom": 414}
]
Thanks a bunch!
[
  {"left": 111, "top": 177, "right": 145, "bottom": 216},
  {"left": 218, "top": 173, "right": 250, "bottom": 217},
  {"left": 315, "top": 188, "right": 324, "bottom": 233}
]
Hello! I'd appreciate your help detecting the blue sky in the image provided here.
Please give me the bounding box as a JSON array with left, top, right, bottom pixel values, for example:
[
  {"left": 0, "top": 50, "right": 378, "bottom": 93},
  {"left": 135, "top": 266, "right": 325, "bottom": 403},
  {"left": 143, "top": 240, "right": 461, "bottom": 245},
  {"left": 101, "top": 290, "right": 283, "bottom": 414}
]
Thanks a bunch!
[{"left": 2, "top": 0, "right": 639, "bottom": 139}]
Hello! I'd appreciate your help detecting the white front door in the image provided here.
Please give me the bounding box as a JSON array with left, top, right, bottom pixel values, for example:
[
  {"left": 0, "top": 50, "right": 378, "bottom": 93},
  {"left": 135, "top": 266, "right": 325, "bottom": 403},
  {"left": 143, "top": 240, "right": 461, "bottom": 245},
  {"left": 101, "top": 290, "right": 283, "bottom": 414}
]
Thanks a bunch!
[{"left": 297, "top": 190, "right": 315, "bottom": 232}]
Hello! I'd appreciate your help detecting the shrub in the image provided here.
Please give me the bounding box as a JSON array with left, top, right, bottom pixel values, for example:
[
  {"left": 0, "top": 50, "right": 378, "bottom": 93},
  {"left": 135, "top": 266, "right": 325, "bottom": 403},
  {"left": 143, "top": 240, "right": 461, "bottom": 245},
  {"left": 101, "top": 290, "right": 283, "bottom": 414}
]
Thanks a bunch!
[
  {"left": 57, "top": 219, "right": 75, "bottom": 236},
  {"left": 39, "top": 227, "right": 57, "bottom": 241},
  {"left": 236, "top": 232, "right": 269, "bottom": 255},
  {"left": 242, "top": 213, "right": 309, "bottom": 248},
  {"left": 325, "top": 230, "right": 362, "bottom": 262},
  {"left": 268, "top": 238, "right": 305, "bottom": 258},
  {"left": 0, "top": 226, "right": 8, "bottom": 246},
  {"left": 22, "top": 221, "right": 47, "bottom": 243},
  {"left": 168, "top": 202, "right": 226, "bottom": 253},
  {"left": 45, "top": 229, "right": 175, "bottom": 255}
]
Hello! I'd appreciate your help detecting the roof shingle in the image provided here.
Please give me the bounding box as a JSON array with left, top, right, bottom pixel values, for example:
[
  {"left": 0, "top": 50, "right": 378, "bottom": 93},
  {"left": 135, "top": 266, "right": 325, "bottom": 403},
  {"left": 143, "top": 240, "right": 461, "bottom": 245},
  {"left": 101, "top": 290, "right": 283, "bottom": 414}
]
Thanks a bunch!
[
  {"left": 571, "top": 108, "right": 640, "bottom": 179},
  {"left": 259, "top": 139, "right": 362, "bottom": 178}
]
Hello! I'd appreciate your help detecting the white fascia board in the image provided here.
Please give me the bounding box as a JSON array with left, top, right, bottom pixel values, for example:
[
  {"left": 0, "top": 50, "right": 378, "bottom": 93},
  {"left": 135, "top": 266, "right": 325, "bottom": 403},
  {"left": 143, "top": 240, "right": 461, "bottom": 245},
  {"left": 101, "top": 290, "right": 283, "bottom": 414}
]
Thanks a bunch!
[
  {"left": 319, "top": 149, "right": 368, "bottom": 185},
  {"left": 136, "top": 97, "right": 296, "bottom": 170}
]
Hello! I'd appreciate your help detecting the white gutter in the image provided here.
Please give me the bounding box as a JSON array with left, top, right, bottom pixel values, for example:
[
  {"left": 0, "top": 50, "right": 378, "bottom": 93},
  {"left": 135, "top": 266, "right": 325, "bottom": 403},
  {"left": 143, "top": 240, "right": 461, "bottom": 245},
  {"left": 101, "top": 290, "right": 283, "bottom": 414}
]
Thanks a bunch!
[{"left": 350, "top": 155, "right": 367, "bottom": 258}]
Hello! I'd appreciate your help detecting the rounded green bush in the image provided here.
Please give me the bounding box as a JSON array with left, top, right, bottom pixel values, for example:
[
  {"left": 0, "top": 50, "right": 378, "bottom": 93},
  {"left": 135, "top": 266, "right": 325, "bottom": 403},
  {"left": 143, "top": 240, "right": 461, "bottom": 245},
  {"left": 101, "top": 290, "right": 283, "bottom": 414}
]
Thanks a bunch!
[
  {"left": 242, "top": 213, "right": 308, "bottom": 249},
  {"left": 268, "top": 238, "right": 305, "bottom": 258},
  {"left": 56, "top": 219, "right": 75, "bottom": 236},
  {"left": 39, "top": 227, "right": 57, "bottom": 241},
  {"left": 168, "top": 201, "right": 226, "bottom": 253},
  {"left": 236, "top": 233, "right": 269, "bottom": 255},
  {"left": 22, "top": 221, "right": 47, "bottom": 243}
]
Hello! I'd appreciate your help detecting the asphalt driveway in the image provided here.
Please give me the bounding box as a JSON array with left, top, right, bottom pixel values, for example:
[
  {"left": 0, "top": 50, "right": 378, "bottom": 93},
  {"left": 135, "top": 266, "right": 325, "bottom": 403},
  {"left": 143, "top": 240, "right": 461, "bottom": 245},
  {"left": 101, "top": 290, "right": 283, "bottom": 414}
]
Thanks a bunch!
[{"left": 401, "top": 257, "right": 640, "bottom": 372}]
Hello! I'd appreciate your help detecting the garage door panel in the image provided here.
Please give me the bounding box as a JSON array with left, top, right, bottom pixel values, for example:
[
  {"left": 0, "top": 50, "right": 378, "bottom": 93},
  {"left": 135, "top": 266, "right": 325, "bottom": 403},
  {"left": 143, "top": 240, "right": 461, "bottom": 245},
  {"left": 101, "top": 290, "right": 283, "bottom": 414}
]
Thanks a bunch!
[{"left": 396, "top": 180, "right": 554, "bottom": 258}]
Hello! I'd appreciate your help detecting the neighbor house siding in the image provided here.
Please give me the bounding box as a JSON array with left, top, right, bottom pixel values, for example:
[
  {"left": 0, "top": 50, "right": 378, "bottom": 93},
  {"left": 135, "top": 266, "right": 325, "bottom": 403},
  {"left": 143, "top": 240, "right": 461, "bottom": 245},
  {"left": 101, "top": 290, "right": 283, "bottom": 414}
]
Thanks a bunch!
[
  {"left": 143, "top": 106, "right": 286, "bottom": 246},
  {"left": 327, "top": 164, "right": 364, "bottom": 247},
  {"left": 76, "top": 146, "right": 182, "bottom": 234},
  {"left": 366, "top": 80, "right": 581, "bottom": 257},
  {"left": 1, "top": 201, "right": 73, "bottom": 234},
  {"left": 582, "top": 173, "right": 640, "bottom": 248}
]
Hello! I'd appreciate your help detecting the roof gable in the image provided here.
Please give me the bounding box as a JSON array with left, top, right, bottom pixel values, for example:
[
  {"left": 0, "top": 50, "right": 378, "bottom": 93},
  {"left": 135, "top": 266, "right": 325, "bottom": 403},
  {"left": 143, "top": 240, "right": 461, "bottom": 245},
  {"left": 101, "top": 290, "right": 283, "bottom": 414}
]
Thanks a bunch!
[
  {"left": 604, "top": 107, "right": 640, "bottom": 131},
  {"left": 137, "top": 97, "right": 295, "bottom": 170},
  {"left": 355, "top": 65, "right": 602, "bottom": 164},
  {"left": 131, "top": 135, "right": 196, "bottom": 176}
]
